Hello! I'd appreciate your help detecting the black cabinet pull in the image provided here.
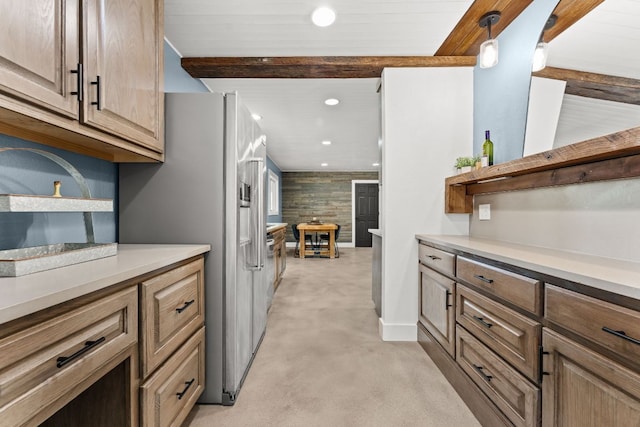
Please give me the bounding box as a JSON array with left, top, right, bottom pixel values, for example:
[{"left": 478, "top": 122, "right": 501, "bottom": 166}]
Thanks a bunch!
[
  {"left": 472, "top": 315, "right": 493, "bottom": 328},
  {"left": 176, "top": 299, "right": 195, "bottom": 313},
  {"left": 602, "top": 327, "right": 640, "bottom": 346},
  {"left": 176, "top": 378, "right": 195, "bottom": 400},
  {"left": 70, "top": 63, "right": 83, "bottom": 102},
  {"left": 444, "top": 290, "right": 452, "bottom": 310},
  {"left": 56, "top": 336, "right": 106, "bottom": 368},
  {"left": 539, "top": 346, "right": 550, "bottom": 381},
  {"left": 91, "top": 75, "right": 101, "bottom": 110},
  {"left": 472, "top": 364, "right": 493, "bottom": 382},
  {"left": 474, "top": 274, "right": 494, "bottom": 284},
  {"left": 427, "top": 255, "right": 441, "bottom": 261}
]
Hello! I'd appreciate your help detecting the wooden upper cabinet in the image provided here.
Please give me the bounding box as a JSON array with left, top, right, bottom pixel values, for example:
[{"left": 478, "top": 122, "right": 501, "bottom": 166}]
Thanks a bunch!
[
  {"left": 83, "top": 0, "right": 163, "bottom": 151},
  {"left": 0, "top": 0, "right": 79, "bottom": 118},
  {"left": 0, "top": 0, "right": 163, "bottom": 161}
]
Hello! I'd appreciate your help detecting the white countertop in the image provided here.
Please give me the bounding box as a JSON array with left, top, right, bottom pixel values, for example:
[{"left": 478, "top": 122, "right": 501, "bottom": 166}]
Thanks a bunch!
[
  {"left": 368, "top": 229, "right": 382, "bottom": 237},
  {"left": 416, "top": 234, "right": 640, "bottom": 301},
  {"left": 0, "top": 244, "right": 210, "bottom": 324},
  {"left": 267, "top": 223, "right": 288, "bottom": 233}
]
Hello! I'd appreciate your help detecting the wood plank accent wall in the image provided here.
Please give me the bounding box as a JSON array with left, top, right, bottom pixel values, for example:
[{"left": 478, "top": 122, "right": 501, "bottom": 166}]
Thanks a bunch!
[{"left": 282, "top": 172, "right": 378, "bottom": 243}]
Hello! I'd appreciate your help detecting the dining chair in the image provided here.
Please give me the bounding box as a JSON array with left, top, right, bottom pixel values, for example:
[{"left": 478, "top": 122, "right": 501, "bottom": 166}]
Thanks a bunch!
[
  {"left": 292, "top": 224, "right": 315, "bottom": 257},
  {"left": 319, "top": 224, "right": 341, "bottom": 258}
]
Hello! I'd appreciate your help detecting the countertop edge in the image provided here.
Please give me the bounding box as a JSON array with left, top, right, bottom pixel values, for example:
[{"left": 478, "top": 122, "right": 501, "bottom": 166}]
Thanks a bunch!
[
  {"left": 267, "top": 223, "right": 288, "bottom": 233},
  {"left": 415, "top": 234, "right": 640, "bottom": 301},
  {"left": 0, "top": 244, "right": 211, "bottom": 324},
  {"left": 368, "top": 229, "right": 382, "bottom": 237}
]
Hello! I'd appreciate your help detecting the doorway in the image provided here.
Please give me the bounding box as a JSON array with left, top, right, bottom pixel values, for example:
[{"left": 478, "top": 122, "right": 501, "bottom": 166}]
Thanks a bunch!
[{"left": 353, "top": 182, "right": 379, "bottom": 247}]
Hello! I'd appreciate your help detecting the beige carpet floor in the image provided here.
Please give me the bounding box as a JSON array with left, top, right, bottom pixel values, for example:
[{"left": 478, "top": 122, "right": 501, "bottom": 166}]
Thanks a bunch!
[{"left": 184, "top": 247, "right": 480, "bottom": 427}]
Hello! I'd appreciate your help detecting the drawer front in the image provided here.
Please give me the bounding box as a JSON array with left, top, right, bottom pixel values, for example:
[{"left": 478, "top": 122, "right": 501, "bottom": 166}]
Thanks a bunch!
[
  {"left": 545, "top": 285, "right": 640, "bottom": 364},
  {"left": 419, "top": 263, "right": 455, "bottom": 356},
  {"left": 141, "top": 327, "right": 205, "bottom": 427},
  {"left": 457, "top": 257, "right": 542, "bottom": 315},
  {"left": 0, "top": 287, "right": 137, "bottom": 424},
  {"left": 418, "top": 244, "right": 455, "bottom": 276},
  {"left": 457, "top": 284, "right": 541, "bottom": 382},
  {"left": 456, "top": 326, "right": 540, "bottom": 427},
  {"left": 141, "top": 257, "right": 205, "bottom": 378}
]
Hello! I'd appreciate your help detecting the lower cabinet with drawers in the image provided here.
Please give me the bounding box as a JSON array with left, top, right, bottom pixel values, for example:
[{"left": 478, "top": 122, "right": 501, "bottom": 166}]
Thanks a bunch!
[
  {"left": 139, "top": 257, "right": 206, "bottom": 427},
  {"left": 416, "top": 238, "right": 640, "bottom": 427},
  {"left": 0, "top": 252, "right": 206, "bottom": 427}
]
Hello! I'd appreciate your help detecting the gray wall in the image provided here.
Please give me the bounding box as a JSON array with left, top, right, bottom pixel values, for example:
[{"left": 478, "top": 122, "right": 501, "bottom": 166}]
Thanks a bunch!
[
  {"left": 0, "top": 135, "right": 117, "bottom": 250},
  {"left": 470, "top": 179, "right": 640, "bottom": 263},
  {"left": 282, "top": 172, "right": 378, "bottom": 243},
  {"left": 164, "top": 40, "right": 209, "bottom": 93}
]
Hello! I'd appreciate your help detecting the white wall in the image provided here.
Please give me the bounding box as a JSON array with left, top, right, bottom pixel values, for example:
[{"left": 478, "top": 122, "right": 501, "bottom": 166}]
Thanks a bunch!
[
  {"left": 379, "top": 67, "right": 473, "bottom": 341},
  {"left": 523, "top": 77, "right": 566, "bottom": 156}
]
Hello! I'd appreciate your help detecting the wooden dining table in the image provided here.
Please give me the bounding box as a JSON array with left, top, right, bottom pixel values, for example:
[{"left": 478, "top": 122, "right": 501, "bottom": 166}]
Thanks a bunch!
[{"left": 297, "top": 223, "right": 338, "bottom": 259}]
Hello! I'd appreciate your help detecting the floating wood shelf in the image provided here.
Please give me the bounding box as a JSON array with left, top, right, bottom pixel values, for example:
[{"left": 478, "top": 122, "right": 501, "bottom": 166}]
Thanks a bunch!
[
  {"left": 445, "top": 126, "right": 640, "bottom": 213},
  {"left": 0, "top": 194, "right": 113, "bottom": 212}
]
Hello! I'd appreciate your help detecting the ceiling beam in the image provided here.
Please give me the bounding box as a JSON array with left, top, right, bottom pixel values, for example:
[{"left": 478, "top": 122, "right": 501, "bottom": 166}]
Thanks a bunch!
[
  {"left": 435, "top": 0, "right": 603, "bottom": 57},
  {"left": 181, "top": 56, "right": 477, "bottom": 79},
  {"left": 435, "top": 0, "right": 533, "bottom": 56},
  {"left": 545, "top": 0, "right": 604, "bottom": 42},
  {"left": 534, "top": 67, "right": 640, "bottom": 105}
]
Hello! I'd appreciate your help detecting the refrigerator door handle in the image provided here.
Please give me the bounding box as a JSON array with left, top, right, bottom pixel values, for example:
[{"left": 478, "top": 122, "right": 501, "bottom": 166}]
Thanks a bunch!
[{"left": 248, "top": 158, "right": 264, "bottom": 270}]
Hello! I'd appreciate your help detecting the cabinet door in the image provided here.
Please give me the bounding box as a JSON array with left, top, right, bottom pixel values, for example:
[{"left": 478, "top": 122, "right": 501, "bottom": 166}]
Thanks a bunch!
[
  {"left": 542, "top": 328, "right": 640, "bottom": 427},
  {"left": 0, "top": 0, "right": 79, "bottom": 118},
  {"left": 419, "top": 263, "right": 455, "bottom": 356},
  {"left": 83, "top": 0, "right": 163, "bottom": 151}
]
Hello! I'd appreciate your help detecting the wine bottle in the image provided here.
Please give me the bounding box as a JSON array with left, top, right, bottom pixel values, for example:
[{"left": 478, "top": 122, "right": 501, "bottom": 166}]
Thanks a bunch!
[{"left": 482, "top": 130, "right": 494, "bottom": 166}]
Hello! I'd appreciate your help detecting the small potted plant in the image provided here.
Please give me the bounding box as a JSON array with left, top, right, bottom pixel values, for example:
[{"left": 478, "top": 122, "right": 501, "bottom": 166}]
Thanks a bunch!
[{"left": 455, "top": 156, "right": 476, "bottom": 174}]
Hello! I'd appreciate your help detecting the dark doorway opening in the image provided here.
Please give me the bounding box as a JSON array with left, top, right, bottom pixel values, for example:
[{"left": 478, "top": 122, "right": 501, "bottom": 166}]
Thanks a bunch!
[{"left": 355, "top": 183, "right": 379, "bottom": 247}]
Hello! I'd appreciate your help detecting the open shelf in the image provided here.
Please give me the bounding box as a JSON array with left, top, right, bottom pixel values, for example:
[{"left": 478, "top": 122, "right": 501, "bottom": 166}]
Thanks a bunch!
[
  {"left": 0, "top": 194, "right": 113, "bottom": 212},
  {"left": 445, "top": 126, "right": 640, "bottom": 213}
]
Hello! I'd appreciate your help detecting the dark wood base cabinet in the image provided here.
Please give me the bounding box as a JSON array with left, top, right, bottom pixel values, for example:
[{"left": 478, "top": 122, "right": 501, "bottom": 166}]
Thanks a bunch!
[
  {"left": 542, "top": 329, "right": 640, "bottom": 426},
  {"left": 418, "top": 324, "right": 512, "bottom": 427},
  {"left": 416, "top": 238, "right": 640, "bottom": 427}
]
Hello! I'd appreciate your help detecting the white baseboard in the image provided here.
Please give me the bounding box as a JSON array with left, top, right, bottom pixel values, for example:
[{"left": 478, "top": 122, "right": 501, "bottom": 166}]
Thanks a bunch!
[{"left": 378, "top": 318, "right": 417, "bottom": 341}]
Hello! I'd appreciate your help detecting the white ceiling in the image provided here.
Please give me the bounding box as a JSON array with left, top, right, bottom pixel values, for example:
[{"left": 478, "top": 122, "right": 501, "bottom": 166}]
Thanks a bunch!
[{"left": 164, "top": 0, "right": 640, "bottom": 172}]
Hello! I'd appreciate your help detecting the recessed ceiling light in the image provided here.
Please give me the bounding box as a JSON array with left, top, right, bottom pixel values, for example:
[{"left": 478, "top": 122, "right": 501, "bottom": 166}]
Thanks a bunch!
[
  {"left": 372, "top": 162, "right": 380, "bottom": 167},
  {"left": 324, "top": 98, "right": 339, "bottom": 106},
  {"left": 321, "top": 163, "right": 328, "bottom": 167},
  {"left": 322, "top": 140, "right": 332, "bottom": 145},
  {"left": 311, "top": 7, "right": 336, "bottom": 27},
  {"left": 251, "top": 113, "right": 262, "bottom": 121}
]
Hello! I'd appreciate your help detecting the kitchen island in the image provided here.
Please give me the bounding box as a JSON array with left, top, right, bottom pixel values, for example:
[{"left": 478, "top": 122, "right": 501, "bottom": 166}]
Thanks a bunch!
[
  {"left": 0, "top": 244, "right": 210, "bottom": 426},
  {"left": 415, "top": 234, "right": 640, "bottom": 427}
]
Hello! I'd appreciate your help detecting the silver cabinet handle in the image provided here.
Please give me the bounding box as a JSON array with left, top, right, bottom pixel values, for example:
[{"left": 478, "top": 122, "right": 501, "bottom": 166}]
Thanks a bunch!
[{"left": 248, "top": 158, "right": 264, "bottom": 270}]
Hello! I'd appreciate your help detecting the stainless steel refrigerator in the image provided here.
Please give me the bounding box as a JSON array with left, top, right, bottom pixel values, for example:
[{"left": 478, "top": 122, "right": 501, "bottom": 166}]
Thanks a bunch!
[{"left": 118, "top": 92, "right": 268, "bottom": 405}]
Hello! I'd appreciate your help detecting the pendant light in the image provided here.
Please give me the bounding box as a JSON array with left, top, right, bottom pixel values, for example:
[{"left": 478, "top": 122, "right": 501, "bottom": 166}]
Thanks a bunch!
[
  {"left": 478, "top": 11, "right": 501, "bottom": 69},
  {"left": 532, "top": 14, "right": 558, "bottom": 72}
]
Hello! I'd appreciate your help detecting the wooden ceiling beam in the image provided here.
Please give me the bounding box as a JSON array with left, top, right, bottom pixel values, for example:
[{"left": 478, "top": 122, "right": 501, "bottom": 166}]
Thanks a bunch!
[
  {"left": 545, "top": 0, "right": 604, "bottom": 42},
  {"left": 435, "top": 0, "right": 604, "bottom": 57},
  {"left": 534, "top": 66, "right": 640, "bottom": 105},
  {"left": 435, "top": 0, "right": 533, "bottom": 56},
  {"left": 181, "top": 56, "right": 477, "bottom": 79}
]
